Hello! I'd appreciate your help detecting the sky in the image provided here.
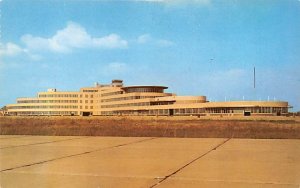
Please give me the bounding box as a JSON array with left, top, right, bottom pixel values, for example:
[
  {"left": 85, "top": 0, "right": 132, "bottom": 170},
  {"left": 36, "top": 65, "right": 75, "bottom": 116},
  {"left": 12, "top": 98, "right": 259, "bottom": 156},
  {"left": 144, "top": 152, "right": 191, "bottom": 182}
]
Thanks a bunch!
[{"left": 0, "top": 0, "right": 300, "bottom": 111}]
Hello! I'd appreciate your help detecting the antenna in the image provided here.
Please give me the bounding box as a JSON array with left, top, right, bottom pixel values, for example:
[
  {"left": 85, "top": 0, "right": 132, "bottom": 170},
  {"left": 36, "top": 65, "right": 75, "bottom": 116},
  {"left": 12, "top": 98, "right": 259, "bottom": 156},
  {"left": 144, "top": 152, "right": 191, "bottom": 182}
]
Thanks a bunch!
[{"left": 253, "top": 66, "right": 256, "bottom": 89}]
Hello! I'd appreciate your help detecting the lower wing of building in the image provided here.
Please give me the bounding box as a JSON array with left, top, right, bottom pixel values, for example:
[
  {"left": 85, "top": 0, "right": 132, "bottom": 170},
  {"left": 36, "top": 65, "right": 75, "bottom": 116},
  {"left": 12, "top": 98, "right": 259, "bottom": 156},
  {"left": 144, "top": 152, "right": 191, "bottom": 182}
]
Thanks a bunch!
[{"left": 5, "top": 80, "right": 290, "bottom": 116}]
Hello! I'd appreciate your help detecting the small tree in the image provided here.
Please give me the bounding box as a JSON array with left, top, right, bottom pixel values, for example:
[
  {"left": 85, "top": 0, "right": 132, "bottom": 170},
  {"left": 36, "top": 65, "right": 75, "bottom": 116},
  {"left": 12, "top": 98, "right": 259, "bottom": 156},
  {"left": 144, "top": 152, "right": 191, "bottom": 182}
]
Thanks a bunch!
[{"left": 0, "top": 106, "right": 7, "bottom": 116}]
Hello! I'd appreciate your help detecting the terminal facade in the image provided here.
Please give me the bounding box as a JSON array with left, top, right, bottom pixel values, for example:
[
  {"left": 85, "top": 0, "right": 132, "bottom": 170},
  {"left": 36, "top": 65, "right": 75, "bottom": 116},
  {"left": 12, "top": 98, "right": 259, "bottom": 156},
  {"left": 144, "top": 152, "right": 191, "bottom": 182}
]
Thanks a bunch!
[{"left": 6, "top": 80, "right": 289, "bottom": 116}]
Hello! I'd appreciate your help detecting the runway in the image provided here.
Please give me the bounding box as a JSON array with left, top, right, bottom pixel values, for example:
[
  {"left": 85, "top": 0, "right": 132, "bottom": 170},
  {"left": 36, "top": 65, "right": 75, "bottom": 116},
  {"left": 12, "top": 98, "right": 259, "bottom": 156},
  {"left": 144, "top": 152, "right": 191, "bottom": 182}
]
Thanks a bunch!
[{"left": 0, "top": 135, "right": 299, "bottom": 187}]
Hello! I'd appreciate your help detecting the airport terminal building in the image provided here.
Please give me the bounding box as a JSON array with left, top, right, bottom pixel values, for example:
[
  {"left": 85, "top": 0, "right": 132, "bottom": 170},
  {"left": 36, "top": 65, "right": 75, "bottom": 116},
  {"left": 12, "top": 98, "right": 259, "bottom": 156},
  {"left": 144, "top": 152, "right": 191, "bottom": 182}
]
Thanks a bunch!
[{"left": 5, "top": 80, "right": 289, "bottom": 116}]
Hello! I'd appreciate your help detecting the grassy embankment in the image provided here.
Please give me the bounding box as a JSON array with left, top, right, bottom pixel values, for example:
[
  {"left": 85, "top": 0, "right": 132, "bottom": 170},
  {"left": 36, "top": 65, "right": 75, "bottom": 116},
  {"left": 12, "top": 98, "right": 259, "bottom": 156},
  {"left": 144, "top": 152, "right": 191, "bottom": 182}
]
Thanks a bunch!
[{"left": 0, "top": 116, "right": 300, "bottom": 139}]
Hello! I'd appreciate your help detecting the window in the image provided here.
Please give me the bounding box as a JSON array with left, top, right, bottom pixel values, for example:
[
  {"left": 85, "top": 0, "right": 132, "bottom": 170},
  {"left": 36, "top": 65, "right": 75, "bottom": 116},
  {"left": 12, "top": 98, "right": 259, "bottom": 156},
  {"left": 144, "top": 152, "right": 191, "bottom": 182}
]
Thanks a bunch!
[{"left": 83, "top": 90, "right": 98, "bottom": 92}]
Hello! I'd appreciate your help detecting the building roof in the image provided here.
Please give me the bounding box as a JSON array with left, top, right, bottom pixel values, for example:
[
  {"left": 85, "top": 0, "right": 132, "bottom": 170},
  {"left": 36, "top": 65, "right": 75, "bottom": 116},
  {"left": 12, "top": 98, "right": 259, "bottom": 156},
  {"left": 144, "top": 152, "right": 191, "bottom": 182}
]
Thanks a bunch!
[{"left": 121, "top": 86, "right": 168, "bottom": 89}]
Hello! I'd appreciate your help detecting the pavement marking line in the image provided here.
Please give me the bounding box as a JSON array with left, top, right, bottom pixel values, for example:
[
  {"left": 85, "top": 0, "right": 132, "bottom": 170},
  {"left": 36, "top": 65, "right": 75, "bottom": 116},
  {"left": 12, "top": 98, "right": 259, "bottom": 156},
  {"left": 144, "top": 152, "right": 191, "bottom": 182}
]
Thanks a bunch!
[
  {"left": 0, "top": 137, "right": 158, "bottom": 173},
  {"left": 0, "top": 136, "right": 89, "bottom": 149},
  {"left": 149, "top": 138, "right": 231, "bottom": 188}
]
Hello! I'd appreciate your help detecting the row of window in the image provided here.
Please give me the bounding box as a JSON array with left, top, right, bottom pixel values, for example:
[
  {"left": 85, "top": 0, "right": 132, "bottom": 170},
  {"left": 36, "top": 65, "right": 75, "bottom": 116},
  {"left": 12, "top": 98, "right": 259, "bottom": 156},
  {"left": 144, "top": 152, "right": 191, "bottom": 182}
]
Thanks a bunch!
[
  {"left": 79, "top": 100, "right": 93, "bottom": 103},
  {"left": 124, "top": 88, "right": 164, "bottom": 93},
  {"left": 38, "top": 94, "right": 95, "bottom": 98},
  {"left": 17, "top": 100, "right": 78, "bottom": 104},
  {"left": 80, "top": 94, "right": 94, "bottom": 98},
  {"left": 79, "top": 106, "right": 93, "bottom": 110},
  {"left": 150, "top": 101, "right": 174, "bottom": 105},
  {"left": 101, "top": 107, "right": 288, "bottom": 115},
  {"left": 8, "top": 111, "right": 78, "bottom": 115},
  {"left": 101, "top": 109, "right": 204, "bottom": 115},
  {"left": 8, "top": 105, "right": 78, "bottom": 109},
  {"left": 100, "top": 100, "right": 175, "bottom": 108},
  {"left": 101, "top": 102, "right": 151, "bottom": 108},
  {"left": 39, "top": 94, "right": 78, "bottom": 98},
  {"left": 82, "top": 90, "right": 98, "bottom": 92},
  {"left": 205, "top": 107, "right": 288, "bottom": 114},
  {"left": 101, "top": 96, "right": 156, "bottom": 102},
  {"left": 101, "top": 91, "right": 123, "bottom": 97},
  {"left": 7, "top": 106, "right": 288, "bottom": 114},
  {"left": 37, "top": 91, "right": 166, "bottom": 99}
]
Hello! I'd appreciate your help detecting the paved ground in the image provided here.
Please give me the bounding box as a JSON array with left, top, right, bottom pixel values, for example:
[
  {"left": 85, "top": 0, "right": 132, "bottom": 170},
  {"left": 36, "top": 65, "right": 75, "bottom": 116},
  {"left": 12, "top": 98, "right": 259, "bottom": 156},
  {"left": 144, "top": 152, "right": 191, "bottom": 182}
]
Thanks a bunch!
[{"left": 0, "top": 136, "right": 299, "bottom": 188}]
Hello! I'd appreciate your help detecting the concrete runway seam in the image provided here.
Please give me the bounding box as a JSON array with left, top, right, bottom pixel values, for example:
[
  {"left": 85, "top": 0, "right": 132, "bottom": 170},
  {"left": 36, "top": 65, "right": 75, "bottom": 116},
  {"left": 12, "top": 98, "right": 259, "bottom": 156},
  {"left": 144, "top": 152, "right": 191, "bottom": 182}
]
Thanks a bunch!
[
  {"left": 0, "top": 137, "right": 158, "bottom": 173},
  {"left": 0, "top": 136, "right": 89, "bottom": 149},
  {"left": 149, "top": 137, "right": 231, "bottom": 188}
]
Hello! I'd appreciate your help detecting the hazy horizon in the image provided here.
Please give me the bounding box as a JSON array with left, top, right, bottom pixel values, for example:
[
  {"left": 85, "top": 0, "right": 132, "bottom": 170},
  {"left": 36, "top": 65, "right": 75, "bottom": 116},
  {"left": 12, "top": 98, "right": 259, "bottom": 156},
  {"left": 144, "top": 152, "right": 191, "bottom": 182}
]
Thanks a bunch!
[{"left": 0, "top": 0, "right": 299, "bottom": 111}]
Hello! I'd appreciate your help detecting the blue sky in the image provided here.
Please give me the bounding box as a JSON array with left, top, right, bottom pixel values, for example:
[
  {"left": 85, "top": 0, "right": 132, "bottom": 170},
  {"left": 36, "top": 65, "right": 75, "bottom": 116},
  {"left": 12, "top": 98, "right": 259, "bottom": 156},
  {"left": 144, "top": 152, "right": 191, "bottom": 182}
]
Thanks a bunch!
[{"left": 0, "top": 0, "right": 300, "bottom": 111}]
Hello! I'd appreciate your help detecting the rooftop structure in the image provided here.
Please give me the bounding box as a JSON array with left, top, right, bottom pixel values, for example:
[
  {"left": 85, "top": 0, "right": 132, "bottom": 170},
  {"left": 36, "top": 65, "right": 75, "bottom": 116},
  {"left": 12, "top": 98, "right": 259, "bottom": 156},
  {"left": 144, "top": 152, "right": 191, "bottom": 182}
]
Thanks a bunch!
[{"left": 5, "top": 80, "right": 289, "bottom": 116}]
